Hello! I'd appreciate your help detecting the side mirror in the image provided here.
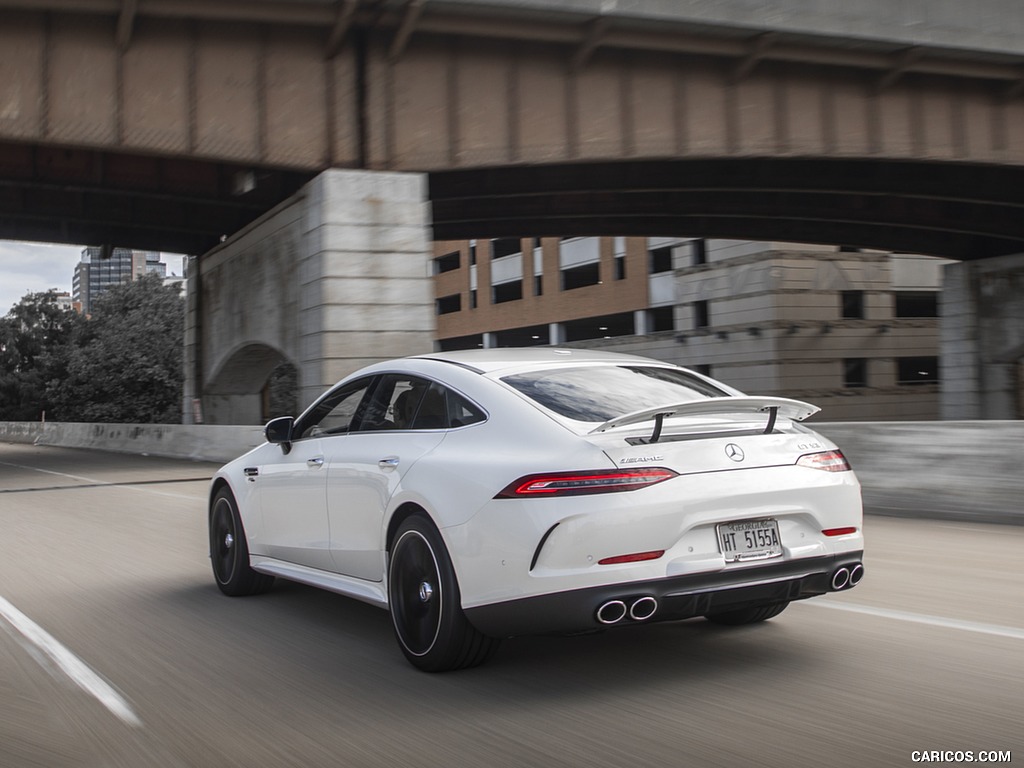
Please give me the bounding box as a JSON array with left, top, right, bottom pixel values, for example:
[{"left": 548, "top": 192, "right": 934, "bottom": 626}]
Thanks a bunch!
[{"left": 265, "top": 416, "right": 294, "bottom": 448}]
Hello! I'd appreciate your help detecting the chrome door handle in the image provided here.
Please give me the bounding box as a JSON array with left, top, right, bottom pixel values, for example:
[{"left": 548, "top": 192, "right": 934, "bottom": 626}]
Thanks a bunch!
[
  {"left": 307, "top": 457, "right": 324, "bottom": 467},
  {"left": 378, "top": 456, "right": 400, "bottom": 470}
]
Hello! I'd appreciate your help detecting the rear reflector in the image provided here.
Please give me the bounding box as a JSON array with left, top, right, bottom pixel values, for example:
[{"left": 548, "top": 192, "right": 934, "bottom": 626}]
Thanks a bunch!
[
  {"left": 822, "top": 527, "right": 858, "bottom": 537},
  {"left": 496, "top": 468, "right": 678, "bottom": 498},
  {"left": 796, "top": 450, "right": 852, "bottom": 472},
  {"left": 598, "top": 550, "right": 665, "bottom": 565}
]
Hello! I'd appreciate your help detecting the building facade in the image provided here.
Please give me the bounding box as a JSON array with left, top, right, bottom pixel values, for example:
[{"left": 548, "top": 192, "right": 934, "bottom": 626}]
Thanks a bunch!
[
  {"left": 432, "top": 237, "right": 948, "bottom": 421},
  {"left": 72, "top": 247, "right": 168, "bottom": 314}
]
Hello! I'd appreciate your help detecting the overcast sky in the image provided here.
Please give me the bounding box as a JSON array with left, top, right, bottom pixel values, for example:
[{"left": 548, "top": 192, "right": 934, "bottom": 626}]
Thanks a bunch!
[
  {"left": 0, "top": 241, "right": 83, "bottom": 315},
  {"left": 0, "top": 241, "right": 187, "bottom": 316}
]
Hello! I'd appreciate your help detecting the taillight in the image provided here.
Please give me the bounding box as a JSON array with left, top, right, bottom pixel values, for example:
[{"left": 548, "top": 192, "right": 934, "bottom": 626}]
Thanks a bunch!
[
  {"left": 496, "top": 468, "right": 678, "bottom": 498},
  {"left": 796, "top": 450, "right": 851, "bottom": 472},
  {"left": 822, "top": 527, "right": 858, "bottom": 537}
]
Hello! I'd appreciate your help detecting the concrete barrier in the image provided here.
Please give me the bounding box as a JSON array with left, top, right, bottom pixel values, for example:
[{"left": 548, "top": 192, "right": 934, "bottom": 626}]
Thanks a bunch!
[
  {"left": 0, "top": 421, "right": 265, "bottom": 464},
  {"left": 1, "top": 419, "right": 1021, "bottom": 525}
]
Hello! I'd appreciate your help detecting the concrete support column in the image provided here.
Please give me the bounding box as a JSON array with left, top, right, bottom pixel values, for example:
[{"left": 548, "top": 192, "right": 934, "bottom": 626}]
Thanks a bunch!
[
  {"left": 549, "top": 322, "right": 565, "bottom": 345},
  {"left": 299, "top": 170, "right": 434, "bottom": 406},
  {"left": 939, "top": 262, "right": 981, "bottom": 419},
  {"left": 482, "top": 332, "right": 496, "bottom": 349},
  {"left": 634, "top": 309, "right": 650, "bottom": 336},
  {"left": 189, "top": 169, "right": 434, "bottom": 424}
]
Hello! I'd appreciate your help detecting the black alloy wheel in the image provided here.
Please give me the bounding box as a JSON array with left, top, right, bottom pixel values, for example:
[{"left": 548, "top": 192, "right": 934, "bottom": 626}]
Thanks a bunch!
[
  {"left": 209, "top": 488, "right": 274, "bottom": 597},
  {"left": 388, "top": 515, "right": 498, "bottom": 672}
]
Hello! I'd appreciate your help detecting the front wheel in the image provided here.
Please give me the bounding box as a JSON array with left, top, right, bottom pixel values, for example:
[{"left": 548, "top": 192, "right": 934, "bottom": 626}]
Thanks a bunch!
[
  {"left": 704, "top": 601, "right": 789, "bottom": 626},
  {"left": 388, "top": 515, "right": 499, "bottom": 672},
  {"left": 209, "top": 487, "right": 275, "bottom": 597}
]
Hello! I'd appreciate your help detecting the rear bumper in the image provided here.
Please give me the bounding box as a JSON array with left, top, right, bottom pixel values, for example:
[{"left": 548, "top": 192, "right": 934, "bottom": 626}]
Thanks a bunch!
[{"left": 464, "top": 551, "right": 863, "bottom": 637}]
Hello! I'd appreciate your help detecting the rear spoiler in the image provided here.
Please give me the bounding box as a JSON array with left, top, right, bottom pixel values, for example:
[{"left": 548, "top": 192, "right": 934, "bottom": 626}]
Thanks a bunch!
[{"left": 589, "top": 396, "right": 820, "bottom": 439}]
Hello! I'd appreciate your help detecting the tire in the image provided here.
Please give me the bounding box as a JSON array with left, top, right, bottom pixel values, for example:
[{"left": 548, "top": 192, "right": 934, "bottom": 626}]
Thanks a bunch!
[
  {"left": 388, "top": 515, "right": 499, "bottom": 672},
  {"left": 209, "top": 487, "right": 275, "bottom": 597},
  {"left": 704, "top": 601, "right": 789, "bottom": 626}
]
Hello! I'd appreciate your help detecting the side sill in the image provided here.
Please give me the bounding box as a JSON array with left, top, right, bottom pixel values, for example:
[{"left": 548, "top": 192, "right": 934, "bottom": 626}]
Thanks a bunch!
[{"left": 250, "top": 556, "right": 388, "bottom": 609}]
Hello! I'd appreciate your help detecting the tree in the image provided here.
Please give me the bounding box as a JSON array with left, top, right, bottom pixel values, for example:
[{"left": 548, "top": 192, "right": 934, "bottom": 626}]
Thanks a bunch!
[
  {"left": 47, "top": 274, "right": 185, "bottom": 423},
  {"left": 0, "top": 290, "right": 80, "bottom": 421}
]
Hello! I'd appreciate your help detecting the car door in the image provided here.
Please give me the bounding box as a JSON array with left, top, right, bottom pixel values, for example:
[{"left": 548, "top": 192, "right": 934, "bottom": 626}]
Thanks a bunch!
[
  {"left": 325, "top": 375, "right": 451, "bottom": 581},
  {"left": 257, "top": 376, "right": 375, "bottom": 571}
]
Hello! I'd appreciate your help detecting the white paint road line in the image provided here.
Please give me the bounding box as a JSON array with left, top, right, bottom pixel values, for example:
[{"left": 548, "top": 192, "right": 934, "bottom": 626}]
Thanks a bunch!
[
  {"left": 804, "top": 600, "right": 1024, "bottom": 641},
  {"left": 0, "top": 459, "right": 199, "bottom": 500},
  {"left": 0, "top": 595, "right": 142, "bottom": 727}
]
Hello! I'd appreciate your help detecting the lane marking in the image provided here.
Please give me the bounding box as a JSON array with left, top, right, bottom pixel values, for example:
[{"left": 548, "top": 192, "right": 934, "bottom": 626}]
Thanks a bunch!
[
  {"left": 0, "top": 595, "right": 142, "bottom": 727},
  {"left": 0, "top": 460, "right": 203, "bottom": 500},
  {"left": 804, "top": 600, "right": 1024, "bottom": 641}
]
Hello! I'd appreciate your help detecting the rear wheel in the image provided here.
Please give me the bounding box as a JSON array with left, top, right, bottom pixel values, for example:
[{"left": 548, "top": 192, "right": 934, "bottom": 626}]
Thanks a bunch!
[
  {"left": 388, "top": 515, "right": 499, "bottom": 672},
  {"left": 704, "top": 601, "right": 789, "bottom": 626},
  {"left": 209, "top": 487, "right": 275, "bottom": 596}
]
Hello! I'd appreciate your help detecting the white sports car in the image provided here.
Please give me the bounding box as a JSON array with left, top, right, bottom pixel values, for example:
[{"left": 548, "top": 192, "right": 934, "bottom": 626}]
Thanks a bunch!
[{"left": 209, "top": 348, "right": 863, "bottom": 671}]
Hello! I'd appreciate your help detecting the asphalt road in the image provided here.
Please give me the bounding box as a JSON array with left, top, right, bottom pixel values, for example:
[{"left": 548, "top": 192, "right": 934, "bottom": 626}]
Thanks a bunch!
[{"left": 1, "top": 443, "right": 1020, "bottom": 768}]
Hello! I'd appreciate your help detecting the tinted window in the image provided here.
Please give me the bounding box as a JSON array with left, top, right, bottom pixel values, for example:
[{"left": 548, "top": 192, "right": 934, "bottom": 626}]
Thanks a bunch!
[
  {"left": 502, "top": 366, "right": 728, "bottom": 422},
  {"left": 298, "top": 377, "right": 376, "bottom": 438}
]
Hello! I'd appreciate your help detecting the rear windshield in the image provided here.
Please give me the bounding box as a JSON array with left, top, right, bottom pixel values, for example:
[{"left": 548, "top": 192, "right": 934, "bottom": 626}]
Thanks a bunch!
[{"left": 501, "top": 365, "right": 729, "bottom": 422}]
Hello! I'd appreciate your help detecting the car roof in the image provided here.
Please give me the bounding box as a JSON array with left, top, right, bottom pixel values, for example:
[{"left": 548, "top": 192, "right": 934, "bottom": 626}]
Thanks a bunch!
[{"left": 410, "top": 347, "right": 675, "bottom": 375}]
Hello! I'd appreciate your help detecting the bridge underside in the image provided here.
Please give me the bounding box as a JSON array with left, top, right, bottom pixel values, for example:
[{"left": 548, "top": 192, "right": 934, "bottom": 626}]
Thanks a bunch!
[
  {"left": 2, "top": 145, "right": 1024, "bottom": 260},
  {"left": 3, "top": 2, "right": 1024, "bottom": 258}
]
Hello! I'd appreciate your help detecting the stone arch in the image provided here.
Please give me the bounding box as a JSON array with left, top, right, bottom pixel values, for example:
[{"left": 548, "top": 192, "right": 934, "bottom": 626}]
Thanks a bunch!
[{"left": 204, "top": 343, "right": 299, "bottom": 425}]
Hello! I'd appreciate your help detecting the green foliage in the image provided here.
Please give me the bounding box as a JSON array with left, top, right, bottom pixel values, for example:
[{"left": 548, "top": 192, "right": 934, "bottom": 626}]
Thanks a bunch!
[
  {"left": 47, "top": 274, "right": 185, "bottom": 423},
  {"left": 0, "top": 290, "right": 81, "bottom": 421}
]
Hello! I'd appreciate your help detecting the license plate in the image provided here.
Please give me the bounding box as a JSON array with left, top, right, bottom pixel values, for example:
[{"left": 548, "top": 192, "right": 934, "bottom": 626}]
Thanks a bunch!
[{"left": 717, "top": 519, "right": 783, "bottom": 562}]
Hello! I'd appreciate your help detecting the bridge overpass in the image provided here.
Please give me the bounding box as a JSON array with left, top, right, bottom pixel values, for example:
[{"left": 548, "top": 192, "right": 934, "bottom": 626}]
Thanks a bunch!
[{"left": 1, "top": 0, "right": 1022, "bottom": 419}]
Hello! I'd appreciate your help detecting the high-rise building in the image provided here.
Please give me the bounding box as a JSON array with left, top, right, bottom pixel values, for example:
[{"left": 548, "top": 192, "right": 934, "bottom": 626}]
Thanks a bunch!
[
  {"left": 431, "top": 237, "right": 949, "bottom": 421},
  {"left": 72, "top": 248, "right": 167, "bottom": 314}
]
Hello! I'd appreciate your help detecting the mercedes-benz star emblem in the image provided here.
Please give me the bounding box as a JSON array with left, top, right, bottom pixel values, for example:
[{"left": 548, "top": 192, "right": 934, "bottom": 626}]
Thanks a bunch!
[{"left": 725, "top": 443, "right": 745, "bottom": 462}]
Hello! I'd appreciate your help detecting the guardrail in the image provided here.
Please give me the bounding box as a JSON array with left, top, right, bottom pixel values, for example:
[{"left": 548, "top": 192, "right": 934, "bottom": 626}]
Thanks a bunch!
[{"left": 1, "top": 419, "right": 1021, "bottom": 525}]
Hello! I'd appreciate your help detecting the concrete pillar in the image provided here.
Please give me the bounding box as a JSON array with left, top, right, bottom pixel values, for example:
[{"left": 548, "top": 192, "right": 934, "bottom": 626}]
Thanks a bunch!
[
  {"left": 549, "top": 322, "right": 565, "bottom": 345},
  {"left": 187, "top": 169, "right": 434, "bottom": 424},
  {"left": 939, "top": 262, "right": 981, "bottom": 419},
  {"left": 634, "top": 309, "right": 650, "bottom": 336},
  {"left": 482, "top": 332, "right": 496, "bottom": 349}
]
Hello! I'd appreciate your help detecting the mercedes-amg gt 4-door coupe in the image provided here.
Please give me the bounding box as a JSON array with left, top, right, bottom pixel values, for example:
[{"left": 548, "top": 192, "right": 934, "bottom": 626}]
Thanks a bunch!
[{"left": 210, "top": 348, "right": 864, "bottom": 671}]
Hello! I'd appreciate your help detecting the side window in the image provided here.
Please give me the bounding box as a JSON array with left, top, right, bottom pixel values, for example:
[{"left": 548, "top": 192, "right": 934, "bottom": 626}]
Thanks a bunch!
[
  {"left": 363, "top": 375, "right": 431, "bottom": 431},
  {"left": 297, "top": 377, "right": 375, "bottom": 439},
  {"left": 446, "top": 387, "right": 485, "bottom": 428}
]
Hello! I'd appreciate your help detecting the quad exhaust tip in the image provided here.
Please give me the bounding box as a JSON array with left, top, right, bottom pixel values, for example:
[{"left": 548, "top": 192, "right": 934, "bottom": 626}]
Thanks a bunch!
[{"left": 596, "top": 596, "right": 659, "bottom": 625}]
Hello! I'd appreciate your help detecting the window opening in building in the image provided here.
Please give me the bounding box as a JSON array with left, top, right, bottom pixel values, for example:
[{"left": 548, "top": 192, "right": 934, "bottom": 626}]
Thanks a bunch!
[
  {"left": 897, "top": 357, "right": 939, "bottom": 385},
  {"left": 434, "top": 251, "right": 460, "bottom": 274},
  {"left": 841, "top": 291, "right": 865, "bottom": 319},
  {"left": 470, "top": 290, "right": 478, "bottom": 309},
  {"left": 469, "top": 244, "right": 476, "bottom": 265},
  {"left": 494, "top": 324, "right": 550, "bottom": 347},
  {"left": 561, "top": 262, "right": 601, "bottom": 291},
  {"left": 563, "top": 312, "right": 634, "bottom": 342},
  {"left": 649, "top": 246, "right": 673, "bottom": 274},
  {"left": 492, "top": 280, "right": 523, "bottom": 304},
  {"left": 694, "top": 300, "right": 710, "bottom": 329},
  {"left": 692, "top": 239, "right": 707, "bottom": 266},
  {"left": 843, "top": 358, "right": 868, "bottom": 388},
  {"left": 650, "top": 306, "right": 675, "bottom": 332},
  {"left": 436, "top": 293, "right": 461, "bottom": 315},
  {"left": 615, "top": 256, "right": 626, "bottom": 280},
  {"left": 490, "top": 238, "right": 522, "bottom": 260},
  {"left": 439, "top": 334, "right": 484, "bottom": 351},
  {"left": 534, "top": 276, "right": 543, "bottom": 296},
  {"left": 894, "top": 292, "right": 939, "bottom": 318}
]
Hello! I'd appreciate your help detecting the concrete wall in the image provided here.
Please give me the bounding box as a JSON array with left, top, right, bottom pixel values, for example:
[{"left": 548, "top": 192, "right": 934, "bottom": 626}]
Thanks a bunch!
[{"left": 2, "top": 420, "right": 1021, "bottom": 525}]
